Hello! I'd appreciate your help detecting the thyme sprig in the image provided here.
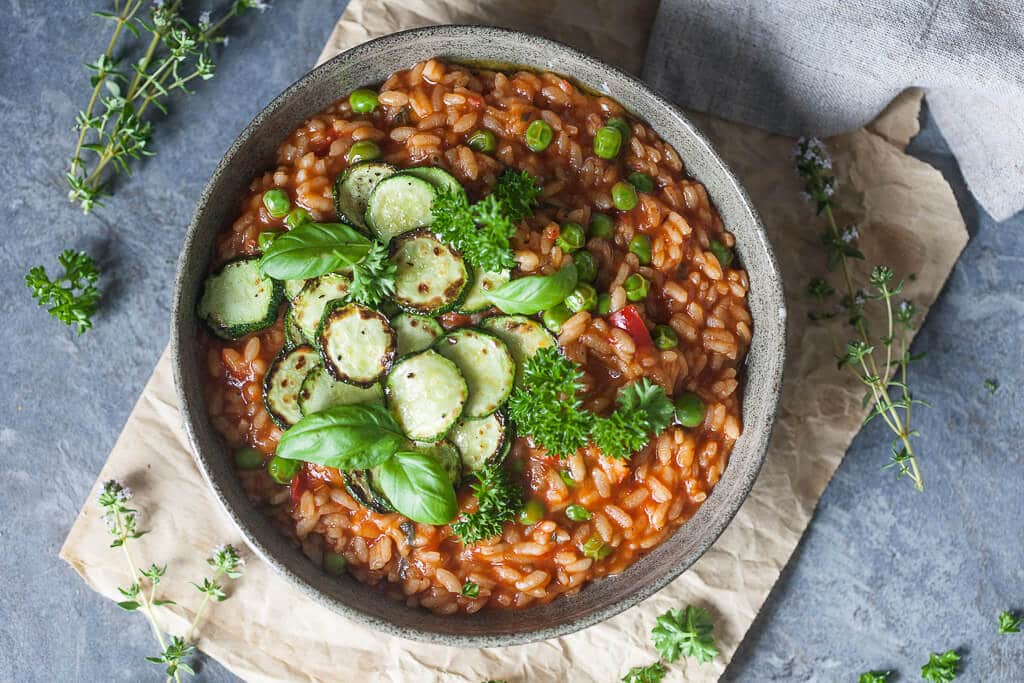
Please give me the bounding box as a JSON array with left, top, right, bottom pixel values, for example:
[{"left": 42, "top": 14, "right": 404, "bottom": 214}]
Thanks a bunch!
[
  {"left": 99, "top": 479, "right": 244, "bottom": 681},
  {"left": 796, "top": 137, "right": 929, "bottom": 491},
  {"left": 67, "top": 0, "right": 269, "bottom": 212}
]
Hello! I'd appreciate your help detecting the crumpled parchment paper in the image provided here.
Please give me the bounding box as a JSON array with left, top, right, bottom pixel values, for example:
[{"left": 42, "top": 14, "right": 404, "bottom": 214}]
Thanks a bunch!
[{"left": 60, "top": 1, "right": 968, "bottom": 681}]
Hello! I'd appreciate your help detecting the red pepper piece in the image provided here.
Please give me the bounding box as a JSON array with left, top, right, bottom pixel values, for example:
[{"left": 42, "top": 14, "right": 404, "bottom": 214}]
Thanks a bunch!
[{"left": 607, "top": 304, "right": 653, "bottom": 350}]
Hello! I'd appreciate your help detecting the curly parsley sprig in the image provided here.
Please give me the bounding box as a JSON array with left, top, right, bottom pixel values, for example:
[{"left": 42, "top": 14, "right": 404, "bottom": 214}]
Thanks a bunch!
[
  {"left": 652, "top": 605, "right": 718, "bottom": 664},
  {"left": 98, "top": 479, "right": 244, "bottom": 681},
  {"left": 920, "top": 649, "right": 960, "bottom": 682},
  {"left": 508, "top": 346, "right": 673, "bottom": 459},
  {"left": 797, "top": 137, "right": 929, "bottom": 491},
  {"left": 25, "top": 249, "right": 101, "bottom": 335},
  {"left": 430, "top": 169, "right": 541, "bottom": 272},
  {"left": 347, "top": 240, "right": 397, "bottom": 307},
  {"left": 451, "top": 461, "right": 523, "bottom": 545}
]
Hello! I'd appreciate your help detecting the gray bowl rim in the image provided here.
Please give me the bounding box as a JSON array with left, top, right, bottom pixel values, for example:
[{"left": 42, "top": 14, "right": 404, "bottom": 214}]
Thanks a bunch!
[{"left": 171, "top": 23, "right": 786, "bottom": 647}]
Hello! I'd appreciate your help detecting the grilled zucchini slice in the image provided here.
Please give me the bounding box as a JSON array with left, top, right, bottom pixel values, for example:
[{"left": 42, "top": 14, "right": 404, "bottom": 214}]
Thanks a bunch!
[
  {"left": 433, "top": 328, "right": 514, "bottom": 417},
  {"left": 365, "top": 174, "right": 436, "bottom": 243},
  {"left": 263, "top": 345, "right": 321, "bottom": 428},
  {"left": 297, "top": 368, "right": 384, "bottom": 416},
  {"left": 449, "top": 412, "right": 509, "bottom": 477},
  {"left": 317, "top": 302, "right": 396, "bottom": 386},
  {"left": 399, "top": 166, "right": 465, "bottom": 196},
  {"left": 283, "top": 278, "right": 308, "bottom": 301},
  {"left": 391, "top": 312, "right": 443, "bottom": 356},
  {"left": 478, "top": 315, "right": 556, "bottom": 385},
  {"left": 390, "top": 230, "right": 469, "bottom": 315},
  {"left": 283, "top": 307, "right": 305, "bottom": 349},
  {"left": 385, "top": 350, "right": 467, "bottom": 441},
  {"left": 457, "top": 268, "right": 510, "bottom": 314},
  {"left": 291, "top": 274, "right": 351, "bottom": 343},
  {"left": 197, "top": 257, "right": 282, "bottom": 340},
  {"left": 342, "top": 470, "right": 393, "bottom": 513},
  {"left": 333, "top": 161, "right": 396, "bottom": 230}
]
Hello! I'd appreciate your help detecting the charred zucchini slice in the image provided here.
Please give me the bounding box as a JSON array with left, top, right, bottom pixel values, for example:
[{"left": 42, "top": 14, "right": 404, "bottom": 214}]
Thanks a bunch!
[
  {"left": 385, "top": 350, "right": 467, "bottom": 442},
  {"left": 365, "top": 174, "right": 436, "bottom": 243},
  {"left": 342, "top": 470, "right": 393, "bottom": 513},
  {"left": 449, "top": 412, "right": 509, "bottom": 477},
  {"left": 399, "top": 166, "right": 465, "bottom": 197},
  {"left": 291, "top": 274, "right": 350, "bottom": 343},
  {"left": 478, "top": 315, "right": 556, "bottom": 385},
  {"left": 457, "top": 268, "right": 510, "bottom": 314},
  {"left": 433, "top": 328, "right": 514, "bottom": 417},
  {"left": 317, "top": 302, "right": 396, "bottom": 386},
  {"left": 283, "top": 306, "right": 305, "bottom": 349},
  {"left": 391, "top": 312, "right": 443, "bottom": 356},
  {"left": 389, "top": 230, "right": 469, "bottom": 315},
  {"left": 297, "top": 368, "right": 384, "bottom": 416},
  {"left": 333, "top": 161, "right": 396, "bottom": 230},
  {"left": 197, "top": 257, "right": 282, "bottom": 340},
  {"left": 263, "top": 345, "right": 321, "bottom": 428},
  {"left": 283, "top": 278, "right": 308, "bottom": 301}
]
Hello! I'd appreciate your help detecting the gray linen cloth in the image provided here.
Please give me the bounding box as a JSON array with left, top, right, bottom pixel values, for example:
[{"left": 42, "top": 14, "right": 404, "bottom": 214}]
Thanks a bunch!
[{"left": 643, "top": 0, "right": 1024, "bottom": 221}]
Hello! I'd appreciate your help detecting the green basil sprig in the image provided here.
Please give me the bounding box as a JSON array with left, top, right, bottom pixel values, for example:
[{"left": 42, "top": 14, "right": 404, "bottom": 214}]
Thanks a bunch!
[
  {"left": 276, "top": 404, "right": 457, "bottom": 524},
  {"left": 276, "top": 404, "right": 405, "bottom": 470},
  {"left": 376, "top": 451, "right": 458, "bottom": 524},
  {"left": 259, "top": 222, "right": 371, "bottom": 280},
  {"left": 486, "top": 262, "right": 577, "bottom": 315}
]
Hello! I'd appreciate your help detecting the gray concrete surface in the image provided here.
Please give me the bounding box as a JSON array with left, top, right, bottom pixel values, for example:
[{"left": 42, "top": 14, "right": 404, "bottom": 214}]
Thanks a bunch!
[{"left": 0, "top": 1, "right": 1020, "bottom": 681}]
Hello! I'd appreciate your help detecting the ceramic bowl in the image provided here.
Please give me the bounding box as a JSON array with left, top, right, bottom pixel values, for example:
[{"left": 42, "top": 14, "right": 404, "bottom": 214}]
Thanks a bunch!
[{"left": 172, "top": 24, "right": 785, "bottom": 646}]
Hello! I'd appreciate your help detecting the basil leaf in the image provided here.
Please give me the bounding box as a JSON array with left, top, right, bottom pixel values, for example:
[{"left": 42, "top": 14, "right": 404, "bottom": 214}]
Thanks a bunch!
[
  {"left": 376, "top": 451, "right": 458, "bottom": 524},
  {"left": 259, "top": 222, "right": 371, "bottom": 280},
  {"left": 486, "top": 262, "right": 578, "bottom": 315},
  {"left": 276, "top": 404, "right": 404, "bottom": 470}
]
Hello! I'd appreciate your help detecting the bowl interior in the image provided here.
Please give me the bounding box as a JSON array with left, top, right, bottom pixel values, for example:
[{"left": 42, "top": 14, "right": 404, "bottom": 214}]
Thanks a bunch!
[{"left": 172, "top": 25, "right": 785, "bottom": 647}]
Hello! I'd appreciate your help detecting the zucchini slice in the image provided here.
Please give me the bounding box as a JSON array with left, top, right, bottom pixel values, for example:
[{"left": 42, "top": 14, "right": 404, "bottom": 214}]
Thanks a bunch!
[
  {"left": 365, "top": 174, "right": 436, "bottom": 243},
  {"left": 198, "top": 257, "right": 282, "bottom": 340},
  {"left": 283, "top": 307, "right": 305, "bottom": 349},
  {"left": 400, "top": 166, "right": 465, "bottom": 197},
  {"left": 292, "top": 274, "right": 351, "bottom": 343},
  {"left": 317, "top": 302, "right": 396, "bottom": 386},
  {"left": 283, "top": 278, "right": 308, "bottom": 301},
  {"left": 479, "top": 315, "right": 556, "bottom": 385},
  {"left": 333, "top": 161, "right": 396, "bottom": 230},
  {"left": 263, "top": 345, "right": 321, "bottom": 428},
  {"left": 390, "top": 230, "right": 469, "bottom": 315},
  {"left": 412, "top": 440, "right": 463, "bottom": 487},
  {"left": 449, "top": 412, "right": 509, "bottom": 477},
  {"left": 457, "top": 268, "right": 510, "bottom": 314},
  {"left": 433, "top": 328, "right": 514, "bottom": 417},
  {"left": 297, "top": 368, "right": 384, "bottom": 416},
  {"left": 391, "top": 312, "right": 443, "bottom": 356},
  {"left": 343, "top": 470, "right": 393, "bottom": 513},
  {"left": 385, "top": 350, "right": 467, "bottom": 441}
]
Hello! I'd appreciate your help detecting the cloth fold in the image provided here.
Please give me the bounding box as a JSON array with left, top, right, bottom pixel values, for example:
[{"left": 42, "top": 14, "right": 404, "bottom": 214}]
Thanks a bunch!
[
  {"left": 645, "top": 0, "right": 1024, "bottom": 221},
  {"left": 60, "top": 1, "right": 969, "bottom": 681}
]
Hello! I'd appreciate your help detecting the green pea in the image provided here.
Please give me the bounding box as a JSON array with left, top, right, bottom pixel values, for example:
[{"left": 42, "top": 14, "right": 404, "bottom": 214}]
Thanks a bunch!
[
  {"left": 347, "top": 140, "right": 381, "bottom": 164},
  {"left": 589, "top": 212, "right": 615, "bottom": 239},
  {"left": 284, "top": 207, "right": 311, "bottom": 229},
  {"left": 624, "top": 273, "right": 649, "bottom": 301},
  {"left": 323, "top": 551, "right": 348, "bottom": 576},
  {"left": 606, "top": 117, "right": 631, "bottom": 140},
  {"left": 466, "top": 129, "right": 497, "bottom": 153},
  {"left": 628, "top": 234, "right": 652, "bottom": 265},
  {"left": 627, "top": 171, "right": 655, "bottom": 194},
  {"left": 611, "top": 181, "right": 638, "bottom": 211},
  {"left": 556, "top": 223, "right": 586, "bottom": 253},
  {"left": 267, "top": 456, "right": 300, "bottom": 485},
  {"left": 581, "top": 535, "right": 612, "bottom": 560},
  {"left": 573, "top": 250, "right": 597, "bottom": 283},
  {"left": 257, "top": 231, "right": 279, "bottom": 252},
  {"left": 709, "top": 239, "right": 734, "bottom": 268},
  {"left": 234, "top": 447, "right": 264, "bottom": 470},
  {"left": 558, "top": 470, "right": 576, "bottom": 488},
  {"left": 262, "top": 188, "right": 291, "bottom": 219},
  {"left": 565, "top": 504, "right": 592, "bottom": 522},
  {"left": 348, "top": 88, "right": 379, "bottom": 114},
  {"left": 652, "top": 324, "right": 678, "bottom": 350},
  {"left": 518, "top": 499, "right": 546, "bottom": 526},
  {"left": 596, "top": 293, "right": 612, "bottom": 315},
  {"left": 675, "top": 392, "right": 706, "bottom": 428},
  {"left": 565, "top": 284, "right": 597, "bottom": 313},
  {"left": 525, "top": 119, "right": 553, "bottom": 152},
  {"left": 593, "top": 126, "right": 623, "bottom": 160},
  {"left": 542, "top": 303, "right": 573, "bottom": 334}
]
